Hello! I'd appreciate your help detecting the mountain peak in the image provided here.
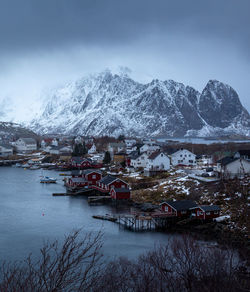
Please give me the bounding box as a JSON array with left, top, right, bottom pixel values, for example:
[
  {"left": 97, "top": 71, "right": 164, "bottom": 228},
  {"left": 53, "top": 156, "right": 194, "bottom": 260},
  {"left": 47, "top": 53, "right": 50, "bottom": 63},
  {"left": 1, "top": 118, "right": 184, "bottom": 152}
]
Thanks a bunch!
[{"left": 26, "top": 72, "right": 249, "bottom": 138}]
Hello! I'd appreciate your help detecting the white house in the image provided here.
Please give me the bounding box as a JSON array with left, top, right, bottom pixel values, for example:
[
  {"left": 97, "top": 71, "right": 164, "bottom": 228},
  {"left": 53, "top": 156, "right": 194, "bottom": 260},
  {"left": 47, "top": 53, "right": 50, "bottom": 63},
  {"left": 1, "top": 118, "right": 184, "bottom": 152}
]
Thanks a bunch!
[
  {"left": 15, "top": 138, "right": 37, "bottom": 153},
  {"left": 49, "top": 145, "right": 73, "bottom": 155},
  {"left": 145, "top": 151, "right": 170, "bottom": 171},
  {"left": 139, "top": 144, "right": 161, "bottom": 155},
  {"left": 170, "top": 149, "right": 196, "bottom": 166},
  {"left": 130, "top": 152, "right": 149, "bottom": 169},
  {"left": 0, "top": 144, "right": 13, "bottom": 157},
  {"left": 216, "top": 157, "right": 250, "bottom": 178},
  {"left": 41, "top": 139, "right": 47, "bottom": 149},
  {"left": 124, "top": 139, "right": 137, "bottom": 154},
  {"left": 51, "top": 138, "right": 58, "bottom": 147},
  {"left": 88, "top": 144, "right": 97, "bottom": 154}
]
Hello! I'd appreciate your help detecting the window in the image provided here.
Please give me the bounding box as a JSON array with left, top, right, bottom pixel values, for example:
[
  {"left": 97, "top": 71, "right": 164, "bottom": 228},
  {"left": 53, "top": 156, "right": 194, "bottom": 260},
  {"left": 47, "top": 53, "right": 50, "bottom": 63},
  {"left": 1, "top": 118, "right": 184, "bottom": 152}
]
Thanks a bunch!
[
  {"left": 214, "top": 211, "right": 218, "bottom": 214},
  {"left": 92, "top": 175, "right": 96, "bottom": 179},
  {"left": 189, "top": 154, "right": 191, "bottom": 157},
  {"left": 184, "top": 154, "right": 187, "bottom": 157},
  {"left": 189, "top": 160, "right": 193, "bottom": 163},
  {"left": 180, "top": 154, "right": 182, "bottom": 157},
  {"left": 181, "top": 211, "right": 187, "bottom": 214},
  {"left": 121, "top": 185, "right": 125, "bottom": 188},
  {"left": 206, "top": 212, "right": 210, "bottom": 215}
]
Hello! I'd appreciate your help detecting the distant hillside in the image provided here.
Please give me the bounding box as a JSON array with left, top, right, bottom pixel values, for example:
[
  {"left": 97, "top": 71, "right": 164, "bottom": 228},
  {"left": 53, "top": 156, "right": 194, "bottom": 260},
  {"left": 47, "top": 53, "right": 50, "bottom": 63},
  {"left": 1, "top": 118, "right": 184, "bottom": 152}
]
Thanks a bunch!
[{"left": 0, "top": 122, "right": 39, "bottom": 141}]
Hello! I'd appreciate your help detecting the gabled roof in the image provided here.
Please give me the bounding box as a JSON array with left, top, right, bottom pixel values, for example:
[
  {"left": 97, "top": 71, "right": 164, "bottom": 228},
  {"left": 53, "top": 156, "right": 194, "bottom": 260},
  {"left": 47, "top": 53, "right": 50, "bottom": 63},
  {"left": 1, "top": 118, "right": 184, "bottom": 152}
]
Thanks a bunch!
[
  {"left": 70, "top": 177, "right": 87, "bottom": 183},
  {"left": 216, "top": 156, "right": 237, "bottom": 166},
  {"left": 0, "top": 143, "right": 13, "bottom": 149},
  {"left": 19, "top": 138, "right": 36, "bottom": 144},
  {"left": 99, "top": 175, "right": 127, "bottom": 186},
  {"left": 129, "top": 151, "right": 140, "bottom": 160},
  {"left": 112, "top": 188, "right": 130, "bottom": 193},
  {"left": 199, "top": 205, "right": 221, "bottom": 212},
  {"left": 148, "top": 151, "right": 167, "bottom": 160},
  {"left": 83, "top": 169, "right": 102, "bottom": 175},
  {"left": 161, "top": 200, "right": 197, "bottom": 211},
  {"left": 171, "top": 148, "right": 195, "bottom": 157},
  {"left": 99, "top": 175, "right": 117, "bottom": 185}
]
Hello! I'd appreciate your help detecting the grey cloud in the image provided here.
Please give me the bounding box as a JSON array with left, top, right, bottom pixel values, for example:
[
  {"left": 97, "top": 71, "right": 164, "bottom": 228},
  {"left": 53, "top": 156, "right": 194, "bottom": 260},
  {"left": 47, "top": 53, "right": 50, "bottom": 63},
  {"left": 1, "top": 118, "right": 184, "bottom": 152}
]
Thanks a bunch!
[
  {"left": 0, "top": 0, "right": 249, "bottom": 116},
  {"left": 0, "top": 0, "right": 249, "bottom": 53}
]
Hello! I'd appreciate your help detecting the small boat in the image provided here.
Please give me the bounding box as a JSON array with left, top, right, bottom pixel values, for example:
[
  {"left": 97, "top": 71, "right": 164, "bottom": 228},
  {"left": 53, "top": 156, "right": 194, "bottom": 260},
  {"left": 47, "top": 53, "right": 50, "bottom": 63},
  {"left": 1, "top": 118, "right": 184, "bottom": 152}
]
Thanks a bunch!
[
  {"left": 40, "top": 176, "right": 57, "bottom": 183},
  {"left": 30, "top": 165, "right": 40, "bottom": 170},
  {"left": 22, "top": 163, "right": 30, "bottom": 168},
  {"left": 15, "top": 163, "right": 22, "bottom": 167}
]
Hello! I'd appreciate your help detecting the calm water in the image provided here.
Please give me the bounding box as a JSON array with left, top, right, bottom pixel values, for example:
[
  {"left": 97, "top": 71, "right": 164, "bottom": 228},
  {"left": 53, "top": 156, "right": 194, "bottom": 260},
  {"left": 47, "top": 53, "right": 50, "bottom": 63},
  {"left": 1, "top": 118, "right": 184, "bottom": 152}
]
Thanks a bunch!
[{"left": 0, "top": 167, "right": 175, "bottom": 262}]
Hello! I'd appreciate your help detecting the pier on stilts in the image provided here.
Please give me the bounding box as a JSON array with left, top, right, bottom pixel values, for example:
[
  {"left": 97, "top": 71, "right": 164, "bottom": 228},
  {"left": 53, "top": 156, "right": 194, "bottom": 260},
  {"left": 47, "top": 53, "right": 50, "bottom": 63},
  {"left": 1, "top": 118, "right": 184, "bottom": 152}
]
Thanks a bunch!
[{"left": 92, "top": 212, "right": 178, "bottom": 231}]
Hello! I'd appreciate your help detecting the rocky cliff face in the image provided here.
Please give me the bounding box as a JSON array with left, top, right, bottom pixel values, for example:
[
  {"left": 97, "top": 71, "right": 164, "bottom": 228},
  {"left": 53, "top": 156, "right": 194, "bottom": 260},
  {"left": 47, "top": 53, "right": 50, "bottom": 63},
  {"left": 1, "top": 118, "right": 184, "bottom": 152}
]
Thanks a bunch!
[{"left": 28, "top": 71, "right": 250, "bottom": 137}]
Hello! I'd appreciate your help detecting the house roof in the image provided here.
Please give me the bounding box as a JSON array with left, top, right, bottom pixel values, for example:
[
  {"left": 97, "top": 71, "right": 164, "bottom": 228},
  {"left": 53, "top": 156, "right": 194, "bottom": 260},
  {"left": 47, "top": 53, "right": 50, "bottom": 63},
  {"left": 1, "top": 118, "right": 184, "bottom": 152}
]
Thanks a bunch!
[
  {"left": 148, "top": 151, "right": 167, "bottom": 160},
  {"left": 99, "top": 175, "right": 117, "bottom": 185},
  {"left": 83, "top": 169, "right": 102, "bottom": 175},
  {"left": 20, "top": 138, "right": 36, "bottom": 144},
  {"left": 199, "top": 205, "right": 221, "bottom": 212},
  {"left": 99, "top": 175, "right": 127, "bottom": 186},
  {"left": 70, "top": 177, "right": 87, "bottom": 183},
  {"left": 161, "top": 200, "right": 197, "bottom": 211},
  {"left": 129, "top": 151, "right": 140, "bottom": 160},
  {"left": 0, "top": 143, "right": 13, "bottom": 149},
  {"left": 171, "top": 148, "right": 195, "bottom": 157},
  {"left": 216, "top": 156, "right": 237, "bottom": 166},
  {"left": 112, "top": 188, "right": 130, "bottom": 193},
  {"left": 71, "top": 170, "right": 82, "bottom": 176}
]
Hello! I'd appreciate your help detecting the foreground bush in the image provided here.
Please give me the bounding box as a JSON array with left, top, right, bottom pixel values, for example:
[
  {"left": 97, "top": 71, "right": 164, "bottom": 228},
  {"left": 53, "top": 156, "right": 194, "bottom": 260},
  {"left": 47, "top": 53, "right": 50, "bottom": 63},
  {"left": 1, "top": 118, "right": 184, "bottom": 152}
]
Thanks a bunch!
[{"left": 0, "top": 231, "right": 249, "bottom": 292}]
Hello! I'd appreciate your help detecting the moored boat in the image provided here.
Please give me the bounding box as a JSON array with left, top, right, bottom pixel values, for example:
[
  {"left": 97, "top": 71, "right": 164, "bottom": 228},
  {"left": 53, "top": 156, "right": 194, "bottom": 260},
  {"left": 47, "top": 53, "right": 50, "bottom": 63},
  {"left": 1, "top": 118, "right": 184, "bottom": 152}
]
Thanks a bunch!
[{"left": 40, "top": 176, "right": 57, "bottom": 183}]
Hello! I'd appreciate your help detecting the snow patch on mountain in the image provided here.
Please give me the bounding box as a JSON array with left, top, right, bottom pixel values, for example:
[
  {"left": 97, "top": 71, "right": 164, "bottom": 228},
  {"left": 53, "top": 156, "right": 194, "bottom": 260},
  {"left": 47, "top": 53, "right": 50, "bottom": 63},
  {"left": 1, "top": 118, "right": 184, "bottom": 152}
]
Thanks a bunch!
[{"left": 26, "top": 70, "right": 250, "bottom": 137}]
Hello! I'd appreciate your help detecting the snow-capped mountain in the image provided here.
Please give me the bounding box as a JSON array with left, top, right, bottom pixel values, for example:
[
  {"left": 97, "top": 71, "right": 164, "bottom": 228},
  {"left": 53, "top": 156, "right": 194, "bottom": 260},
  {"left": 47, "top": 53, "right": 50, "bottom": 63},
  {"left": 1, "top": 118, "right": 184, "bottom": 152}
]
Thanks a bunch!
[{"left": 28, "top": 70, "right": 250, "bottom": 137}]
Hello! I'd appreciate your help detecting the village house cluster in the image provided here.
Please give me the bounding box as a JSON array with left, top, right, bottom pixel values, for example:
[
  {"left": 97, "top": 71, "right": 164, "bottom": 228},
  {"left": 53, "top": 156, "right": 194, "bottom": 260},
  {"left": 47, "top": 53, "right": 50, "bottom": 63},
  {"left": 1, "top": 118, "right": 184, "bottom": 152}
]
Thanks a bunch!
[{"left": 0, "top": 135, "right": 249, "bottom": 180}]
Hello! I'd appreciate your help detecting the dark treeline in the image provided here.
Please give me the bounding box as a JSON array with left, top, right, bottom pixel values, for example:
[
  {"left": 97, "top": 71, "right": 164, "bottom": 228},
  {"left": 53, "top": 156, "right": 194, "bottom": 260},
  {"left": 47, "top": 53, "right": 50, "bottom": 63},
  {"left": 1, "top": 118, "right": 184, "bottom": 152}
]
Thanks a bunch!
[{"left": 0, "top": 230, "right": 249, "bottom": 292}]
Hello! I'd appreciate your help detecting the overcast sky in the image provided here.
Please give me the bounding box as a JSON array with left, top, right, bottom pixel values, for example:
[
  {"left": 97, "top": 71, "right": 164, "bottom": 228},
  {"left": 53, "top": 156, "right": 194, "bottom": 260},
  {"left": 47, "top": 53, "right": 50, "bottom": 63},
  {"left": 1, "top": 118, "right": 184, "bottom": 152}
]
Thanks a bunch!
[{"left": 0, "top": 0, "right": 250, "bottom": 121}]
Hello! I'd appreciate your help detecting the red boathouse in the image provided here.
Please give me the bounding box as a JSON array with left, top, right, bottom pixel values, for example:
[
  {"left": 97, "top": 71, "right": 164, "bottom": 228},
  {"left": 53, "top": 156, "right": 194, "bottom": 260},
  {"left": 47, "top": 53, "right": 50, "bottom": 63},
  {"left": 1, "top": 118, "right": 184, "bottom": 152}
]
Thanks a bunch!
[
  {"left": 110, "top": 187, "right": 131, "bottom": 200},
  {"left": 160, "top": 200, "right": 197, "bottom": 217},
  {"left": 190, "top": 205, "right": 221, "bottom": 220}
]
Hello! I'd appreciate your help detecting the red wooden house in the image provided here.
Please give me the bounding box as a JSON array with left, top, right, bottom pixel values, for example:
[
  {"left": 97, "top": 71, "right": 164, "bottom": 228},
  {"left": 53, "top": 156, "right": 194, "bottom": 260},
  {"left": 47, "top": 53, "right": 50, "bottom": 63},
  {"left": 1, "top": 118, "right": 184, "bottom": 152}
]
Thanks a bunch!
[
  {"left": 160, "top": 200, "right": 197, "bottom": 217},
  {"left": 110, "top": 187, "right": 131, "bottom": 200},
  {"left": 94, "top": 175, "right": 129, "bottom": 194},
  {"left": 190, "top": 205, "right": 221, "bottom": 220},
  {"left": 71, "top": 157, "right": 92, "bottom": 169},
  {"left": 82, "top": 169, "right": 102, "bottom": 186}
]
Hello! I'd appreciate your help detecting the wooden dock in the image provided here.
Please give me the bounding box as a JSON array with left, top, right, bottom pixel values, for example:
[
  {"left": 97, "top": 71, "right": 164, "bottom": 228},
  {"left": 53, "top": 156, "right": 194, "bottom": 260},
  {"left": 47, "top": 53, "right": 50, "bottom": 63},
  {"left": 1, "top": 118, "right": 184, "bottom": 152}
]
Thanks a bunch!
[
  {"left": 91, "top": 212, "right": 177, "bottom": 231},
  {"left": 117, "top": 213, "right": 177, "bottom": 231},
  {"left": 52, "top": 193, "right": 68, "bottom": 196},
  {"left": 92, "top": 214, "right": 117, "bottom": 222},
  {"left": 88, "top": 196, "right": 112, "bottom": 204}
]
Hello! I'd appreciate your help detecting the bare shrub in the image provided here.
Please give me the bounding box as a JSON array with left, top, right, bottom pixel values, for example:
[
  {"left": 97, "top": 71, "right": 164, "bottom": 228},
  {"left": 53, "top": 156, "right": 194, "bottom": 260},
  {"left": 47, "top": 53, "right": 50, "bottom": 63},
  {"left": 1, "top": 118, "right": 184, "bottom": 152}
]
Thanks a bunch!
[{"left": 0, "top": 230, "right": 103, "bottom": 292}]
